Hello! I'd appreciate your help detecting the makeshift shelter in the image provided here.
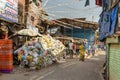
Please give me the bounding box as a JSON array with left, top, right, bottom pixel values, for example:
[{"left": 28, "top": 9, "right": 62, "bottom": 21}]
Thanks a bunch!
[{"left": 49, "top": 18, "right": 98, "bottom": 46}]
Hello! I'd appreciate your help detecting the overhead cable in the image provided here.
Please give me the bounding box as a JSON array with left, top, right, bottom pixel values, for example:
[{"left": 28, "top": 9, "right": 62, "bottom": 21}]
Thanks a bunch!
[
  {"left": 49, "top": 16, "right": 82, "bottom": 29},
  {"left": 43, "top": 0, "right": 49, "bottom": 7},
  {"left": 45, "top": 2, "right": 77, "bottom": 9}
]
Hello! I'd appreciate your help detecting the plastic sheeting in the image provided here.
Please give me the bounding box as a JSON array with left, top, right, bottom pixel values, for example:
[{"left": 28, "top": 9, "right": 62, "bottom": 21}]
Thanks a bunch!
[{"left": 17, "top": 29, "right": 42, "bottom": 36}]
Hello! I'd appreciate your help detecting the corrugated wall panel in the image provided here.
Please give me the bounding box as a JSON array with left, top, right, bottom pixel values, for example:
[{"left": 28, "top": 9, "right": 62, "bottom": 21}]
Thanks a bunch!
[{"left": 109, "top": 44, "right": 120, "bottom": 80}]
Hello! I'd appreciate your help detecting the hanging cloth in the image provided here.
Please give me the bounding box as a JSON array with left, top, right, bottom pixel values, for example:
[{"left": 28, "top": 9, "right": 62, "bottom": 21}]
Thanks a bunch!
[
  {"left": 103, "top": 0, "right": 110, "bottom": 11},
  {"left": 95, "top": 0, "right": 102, "bottom": 6},
  {"left": 109, "top": 4, "right": 118, "bottom": 35},
  {"left": 99, "top": 11, "right": 111, "bottom": 41},
  {"left": 85, "top": 0, "right": 90, "bottom": 7},
  {"left": 99, "top": 4, "right": 118, "bottom": 41}
]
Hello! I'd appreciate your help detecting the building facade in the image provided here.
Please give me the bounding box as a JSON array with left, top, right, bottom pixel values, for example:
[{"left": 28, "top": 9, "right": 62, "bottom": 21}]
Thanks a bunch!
[
  {"left": 0, "top": 0, "right": 18, "bottom": 39},
  {"left": 18, "top": 0, "right": 25, "bottom": 24},
  {"left": 24, "top": 0, "right": 46, "bottom": 33}
]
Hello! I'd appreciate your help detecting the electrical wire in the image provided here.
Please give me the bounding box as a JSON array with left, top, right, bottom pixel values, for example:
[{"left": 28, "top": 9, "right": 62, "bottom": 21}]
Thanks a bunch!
[
  {"left": 43, "top": 0, "right": 49, "bottom": 7},
  {"left": 44, "top": 0, "right": 100, "bottom": 11},
  {"left": 48, "top": 15, "right": 83, "bottom": 29},
  {"left": 47, "top": 8, "right": 101, "bottom": 13},
  {"left": 45, "top": 2, "right": 78, "bottom": 9},
  {"left": 43, "top": 0, "right": 102, "bottom": 22},
  {"left": 47, "top": 13, "right": 66, "bottom": 19},
  {"left": 47, "top": 12, "right": 99, "bottom": 20}
]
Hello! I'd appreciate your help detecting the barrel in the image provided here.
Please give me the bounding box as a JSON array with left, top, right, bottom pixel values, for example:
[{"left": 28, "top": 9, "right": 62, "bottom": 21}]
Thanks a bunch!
[{"left": 0, "top": 39, "right": 13, "bottom": 73}]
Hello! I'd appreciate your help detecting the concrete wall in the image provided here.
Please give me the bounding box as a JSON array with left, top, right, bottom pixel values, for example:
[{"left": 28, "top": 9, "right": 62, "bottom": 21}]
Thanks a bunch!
[
  {"left": 18, "top": 0, "right": 25, "bottom": 24},
  {"left": 27, "top": 0, "right": 43, "bottom": 26}
]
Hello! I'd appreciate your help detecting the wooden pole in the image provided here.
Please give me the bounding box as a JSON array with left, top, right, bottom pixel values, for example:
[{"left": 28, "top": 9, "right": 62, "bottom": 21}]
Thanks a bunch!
[{"left": 84, "top": 27, "right": 86, "bottom": 39}]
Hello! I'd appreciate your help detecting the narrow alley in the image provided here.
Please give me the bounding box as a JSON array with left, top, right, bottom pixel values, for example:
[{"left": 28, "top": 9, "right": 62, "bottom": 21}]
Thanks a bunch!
[
  {"left": 1, "top": 52, "right": 105, "bottom": 80},
  {"left": 0, "top": 0, "right": 119, "bottom": 80}
]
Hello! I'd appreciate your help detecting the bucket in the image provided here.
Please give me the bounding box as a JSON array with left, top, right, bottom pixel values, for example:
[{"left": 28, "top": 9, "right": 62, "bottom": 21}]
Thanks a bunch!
[{"left": 0, "top": 39, "right": 13, "bottom": 73}]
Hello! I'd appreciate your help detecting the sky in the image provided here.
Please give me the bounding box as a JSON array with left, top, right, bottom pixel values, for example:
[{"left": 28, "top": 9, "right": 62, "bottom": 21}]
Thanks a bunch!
[{"left": 42, "top": 0, "right": 102, "bottom": 22}]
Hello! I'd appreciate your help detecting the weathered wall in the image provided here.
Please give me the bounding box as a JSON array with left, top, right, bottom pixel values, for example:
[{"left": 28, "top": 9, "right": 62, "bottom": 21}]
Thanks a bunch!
[{"left": 18, "top": 0, "right": 25, "bottom": 24}]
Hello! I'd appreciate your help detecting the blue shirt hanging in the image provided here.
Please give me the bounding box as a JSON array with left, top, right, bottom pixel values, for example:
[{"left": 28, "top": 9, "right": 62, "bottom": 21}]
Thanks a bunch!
[
  {"left": 109, "top": 5, "right": 118, "bottom": 35},
  {"left": 99, "top": 10, "right": 111, "bottom": 41},
  {"left": 99, "top": 4, "right": 118, "bottom": 41}
]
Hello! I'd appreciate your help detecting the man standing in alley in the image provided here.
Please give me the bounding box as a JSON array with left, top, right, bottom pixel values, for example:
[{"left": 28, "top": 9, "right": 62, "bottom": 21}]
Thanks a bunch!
[
  {"left": 73, "top": 42, "right": 77, "bottom": 57},
  {"left": 69, "top": 40, "right": 73, "bottom": 59}
]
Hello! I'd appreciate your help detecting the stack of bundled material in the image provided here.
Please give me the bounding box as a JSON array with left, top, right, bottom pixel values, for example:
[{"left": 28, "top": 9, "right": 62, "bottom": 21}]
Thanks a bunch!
[
  {"left": 13, "top": 35, "right": 65, "bottom": 70},
  {"left": 14, "top": 38, "right": 53, "bottom": 69},
  {"left": 41, "top": 34, "right": 65, "bottom": 56}
]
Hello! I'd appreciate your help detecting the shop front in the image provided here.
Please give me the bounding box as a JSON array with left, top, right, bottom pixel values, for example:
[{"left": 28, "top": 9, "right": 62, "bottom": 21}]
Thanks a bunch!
[
  {"left": 0, "top": 0, "right": 19, "bottom": 73},
  {"left": 98, "top": 1, "right": 120, "bottom": 80},
  {"left": 64, "top": 28, "right": 95, "bottom": 49}
]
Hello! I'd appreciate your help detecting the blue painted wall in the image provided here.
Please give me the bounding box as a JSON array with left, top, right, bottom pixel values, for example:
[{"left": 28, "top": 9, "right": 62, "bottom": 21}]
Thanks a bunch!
[{"left": 65, "top": 28, "right": 95, "bottom": 46}]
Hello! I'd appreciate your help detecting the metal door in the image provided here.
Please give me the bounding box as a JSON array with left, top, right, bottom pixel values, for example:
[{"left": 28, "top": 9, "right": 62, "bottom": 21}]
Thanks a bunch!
[{"left": 109, "top": 44, "right": 120, "bottom": 80}]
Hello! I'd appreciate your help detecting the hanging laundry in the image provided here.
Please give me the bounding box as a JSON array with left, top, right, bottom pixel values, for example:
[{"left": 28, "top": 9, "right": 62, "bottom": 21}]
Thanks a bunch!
[
  {"left": 99, "top": 4, "right": 118, "bottom": 41},
  {"left": 99, "top": 11, "right": 111, "bottom": 41},
  {"left": 85, "top": 0, "right": 90, "bottom": 7},
  {"left": 95, "top": 0, "right": 102, "bottom": 6},
  {"left": 109, "top": 4, "right": 118, "bottom": 35},
  {"left": 116, "top": 3, "right": 120, "bottom": 34},
  {"left": 102, "top": 0, "right": 110, "bottom": 11}
]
